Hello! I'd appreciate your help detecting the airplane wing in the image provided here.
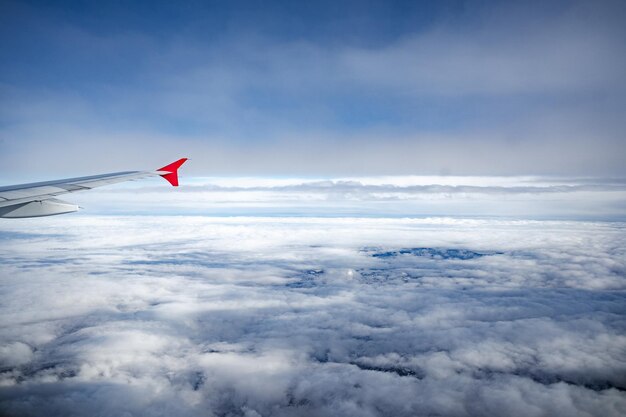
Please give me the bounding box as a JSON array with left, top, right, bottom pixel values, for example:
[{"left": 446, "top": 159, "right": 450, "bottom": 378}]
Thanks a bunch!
[{"left": 0, "top": 158, "right": 188, "bottom": 218}]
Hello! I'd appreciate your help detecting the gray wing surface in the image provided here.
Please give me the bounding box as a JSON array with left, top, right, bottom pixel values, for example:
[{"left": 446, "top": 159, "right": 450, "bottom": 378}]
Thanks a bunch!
[
  {"left": 0, "top": 158, "right": 187, "bottom": 218},
  {"left": 0, "top": 171, "right": 159, "bottom": 207}
]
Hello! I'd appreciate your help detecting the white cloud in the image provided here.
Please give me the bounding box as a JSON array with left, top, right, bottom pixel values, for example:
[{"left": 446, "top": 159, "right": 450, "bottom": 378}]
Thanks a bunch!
[{"left": 0, "top": 216, "right": 625, "bottom": 416}]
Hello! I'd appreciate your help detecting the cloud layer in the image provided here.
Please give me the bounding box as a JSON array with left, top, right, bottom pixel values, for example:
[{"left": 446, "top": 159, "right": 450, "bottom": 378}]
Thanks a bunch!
[
  {"left": 65, "top": 175, "right": 626, "bottom": 220},
  {"left": 1, "top": 216, "right": 625, "bottom": 416}
]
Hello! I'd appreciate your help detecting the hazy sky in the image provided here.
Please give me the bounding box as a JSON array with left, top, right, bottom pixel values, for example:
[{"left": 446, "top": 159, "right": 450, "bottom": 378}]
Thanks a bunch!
[{"left": 1, "top": 0, "right": 625, "bottom": 177}]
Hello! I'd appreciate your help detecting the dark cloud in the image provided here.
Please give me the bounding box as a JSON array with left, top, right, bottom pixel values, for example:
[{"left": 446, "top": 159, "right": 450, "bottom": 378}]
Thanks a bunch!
[{"left": 1, "top": 216, "right": 625, "bottom": 416}]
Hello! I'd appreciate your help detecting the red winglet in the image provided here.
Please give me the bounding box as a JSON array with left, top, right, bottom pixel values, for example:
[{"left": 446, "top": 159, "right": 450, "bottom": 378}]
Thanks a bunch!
[{"left": 157, "top": 158, "right": 188, "bottom": 186}]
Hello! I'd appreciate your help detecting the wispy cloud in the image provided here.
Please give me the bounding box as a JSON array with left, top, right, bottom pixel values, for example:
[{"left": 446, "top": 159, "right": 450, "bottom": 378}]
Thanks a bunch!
[
  {"left": 59, "top": 175, "right": 626, "bottom": 220},
  {"left": 1, "top": 0, "right": 625, "bottom": 176}
]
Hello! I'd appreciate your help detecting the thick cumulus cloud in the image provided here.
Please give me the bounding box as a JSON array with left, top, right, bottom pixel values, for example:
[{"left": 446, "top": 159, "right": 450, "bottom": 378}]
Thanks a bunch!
[{"left": 1, "top": 216, "right": 625, "bottom": 416}]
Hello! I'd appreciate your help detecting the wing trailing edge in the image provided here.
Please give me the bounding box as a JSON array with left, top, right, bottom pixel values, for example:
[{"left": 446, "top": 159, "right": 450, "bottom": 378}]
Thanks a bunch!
[{"left": 0, "top": 199, "right": 79, "bottom": 218}]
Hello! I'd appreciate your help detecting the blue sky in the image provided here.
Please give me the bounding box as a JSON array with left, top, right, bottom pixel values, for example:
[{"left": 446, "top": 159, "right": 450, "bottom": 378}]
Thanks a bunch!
[{"left": 1, "top": 0, "right": 625, "bottom": 176}]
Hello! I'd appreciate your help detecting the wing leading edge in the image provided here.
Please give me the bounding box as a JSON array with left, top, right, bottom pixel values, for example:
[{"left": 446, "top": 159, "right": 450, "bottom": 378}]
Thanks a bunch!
[{"left": 0, "top": 158, "right": 188, "bottom": 218}]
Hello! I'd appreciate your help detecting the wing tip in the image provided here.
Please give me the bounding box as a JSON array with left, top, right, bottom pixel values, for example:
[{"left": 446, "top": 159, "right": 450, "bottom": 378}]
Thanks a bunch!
[{"left": 157, "top": 158, "right": 188, "bottom": 187}]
